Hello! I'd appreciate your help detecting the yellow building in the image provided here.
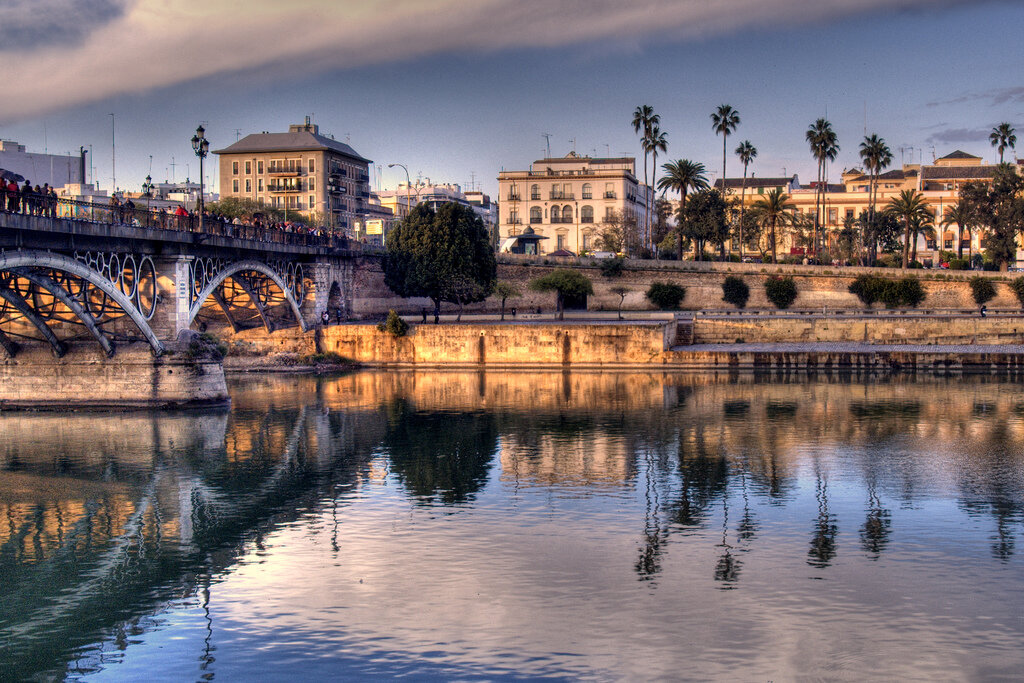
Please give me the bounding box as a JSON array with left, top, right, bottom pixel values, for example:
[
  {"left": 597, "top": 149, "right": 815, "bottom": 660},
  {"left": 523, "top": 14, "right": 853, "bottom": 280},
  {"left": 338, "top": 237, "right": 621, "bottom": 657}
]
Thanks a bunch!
[
  {"left": 213, "top": 118, "right": 371, "bottom": 230},
  {"left": 497, "top": 152, "right": 652, "bottom": 255}
]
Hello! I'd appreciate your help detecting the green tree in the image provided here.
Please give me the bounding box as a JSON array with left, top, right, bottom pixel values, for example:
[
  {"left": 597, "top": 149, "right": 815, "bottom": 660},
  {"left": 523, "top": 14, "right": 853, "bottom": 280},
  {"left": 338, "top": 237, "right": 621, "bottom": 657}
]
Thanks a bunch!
[
  {"left": 1009, "top": 276, "right": 1024, "bottom": 307},
  {"left": 384, "top": 202, "right": 497, "bottom": 321},
  {"left": 764, "top": 275, "right": 797, "bottom": 309},
  {"left": 633, "top": 105, "right": 659, "bottom": 249},
  {"left": 990, "top": 122, "right": 1017, "bottom": 164},
  {"left": 529, "top": 269, "right": 593, "bottom": 320},
  {"left": 751, "top": 188, "right": 795, "bottom": 263},
  {"left": 943, "top": 201, "right": 976, "bottom": 260},
  {"left": 643, "top": 125, "right": 669, "bottom": 252},
  {"left": 734, "top": 140, "right": 757, "bottom": 260},
  {"left": 652, "top": 197, "right": 674, "bottom": 248},
  {"left": 681, "top": 189, "right": 730, "bottom": 260},
  {"left": 711, "top": 105, "right": 740, "bottom": 204},
  {"left": 886, "top": 189, "right": 933, "bottom": 268},
  {"left": 645, "top": 282, "right": 686, "bottom": 309},
  {"left": 969, "top": 276, "right": 997, "bottom": 305},
  {"left": 722, "top": 276, "right": 750, "bottom": 308},
  {"left": 806, "top": 119, "right": 840, "bottom": 254},
  {"left": 961, "top": 166, "right": 1024, "bottom": 271},
  {"left": 859, "top": 134, "right": 893, "bottom": 262},
  {"left": 658, "top": 159, "right": 709, "bottom": 260},
  {"left": 493, "top": 281, "right": 520, "bottom": 321}
]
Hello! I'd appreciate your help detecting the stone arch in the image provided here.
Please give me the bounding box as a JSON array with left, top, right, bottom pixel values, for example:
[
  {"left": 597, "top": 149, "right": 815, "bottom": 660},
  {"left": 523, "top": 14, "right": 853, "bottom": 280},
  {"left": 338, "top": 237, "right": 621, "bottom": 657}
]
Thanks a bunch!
[
  {"left": 327, "top": 281, "right": 343, "bottom": 318},
  {"left": 0, "top": 249, "right": 164, "bottom": 355},
  {"left": 188, "top": 260, "right": 307, "bottom": 332}
]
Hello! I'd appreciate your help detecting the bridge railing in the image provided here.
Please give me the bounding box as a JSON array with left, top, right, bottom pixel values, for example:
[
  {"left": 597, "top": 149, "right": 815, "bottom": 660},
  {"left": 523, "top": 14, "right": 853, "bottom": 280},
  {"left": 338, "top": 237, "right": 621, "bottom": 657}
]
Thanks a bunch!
[{"left": 0, "top": 193, "right": 355, "bottom": 250}]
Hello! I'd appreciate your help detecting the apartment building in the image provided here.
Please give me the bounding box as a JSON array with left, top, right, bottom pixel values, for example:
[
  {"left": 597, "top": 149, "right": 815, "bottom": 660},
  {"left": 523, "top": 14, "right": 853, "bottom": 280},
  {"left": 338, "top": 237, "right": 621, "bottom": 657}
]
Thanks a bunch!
[{"left": 213, "top": 118, "right": 371, "bottom": 230}]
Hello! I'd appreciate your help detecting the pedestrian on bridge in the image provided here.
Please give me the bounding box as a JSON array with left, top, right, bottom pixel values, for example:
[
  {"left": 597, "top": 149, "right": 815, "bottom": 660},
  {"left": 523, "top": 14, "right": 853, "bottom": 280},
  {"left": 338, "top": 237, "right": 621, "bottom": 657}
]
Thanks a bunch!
[{"left": 4, "top": 180, "right": 17, "bottom": 212}]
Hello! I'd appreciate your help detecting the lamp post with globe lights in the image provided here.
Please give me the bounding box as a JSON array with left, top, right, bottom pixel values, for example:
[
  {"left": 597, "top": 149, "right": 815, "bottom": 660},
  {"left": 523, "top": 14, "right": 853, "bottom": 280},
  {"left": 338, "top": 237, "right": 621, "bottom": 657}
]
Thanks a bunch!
[
  {"left": 142, "top": 174, "right": 154, "bottom": 228},
  {"left": 191, "top": 125, "right": 210, "bottom": 231}
]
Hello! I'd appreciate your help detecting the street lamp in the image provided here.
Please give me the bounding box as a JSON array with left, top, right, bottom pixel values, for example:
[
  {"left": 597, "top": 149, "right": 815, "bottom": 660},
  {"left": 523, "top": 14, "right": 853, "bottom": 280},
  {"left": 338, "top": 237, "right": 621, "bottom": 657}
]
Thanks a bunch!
[
  {"left": 191, "top": 125, "right": 209, "bottom": 231},
  {"left": 388, "top": 163, "right": 411, "bottom": 218},
  {"left": 142, "top": 174, "right": 154, "bottom": 228}
]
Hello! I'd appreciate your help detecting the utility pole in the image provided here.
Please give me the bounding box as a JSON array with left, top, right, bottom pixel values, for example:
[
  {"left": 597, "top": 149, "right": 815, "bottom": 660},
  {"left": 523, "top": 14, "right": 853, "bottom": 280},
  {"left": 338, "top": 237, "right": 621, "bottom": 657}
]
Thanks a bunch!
[
  {"left": 234, "top": 129, "right": 242, "bottom": 142},
  {"left": 110, "top": 113, "right": 116, "bottom": 193}
]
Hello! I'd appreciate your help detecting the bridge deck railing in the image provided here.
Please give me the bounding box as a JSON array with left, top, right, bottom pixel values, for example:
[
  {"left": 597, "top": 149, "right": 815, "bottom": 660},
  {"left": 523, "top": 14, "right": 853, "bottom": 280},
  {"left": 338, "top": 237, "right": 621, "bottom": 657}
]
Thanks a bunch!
[{"left": 0, "top": 194, "right": 355, "bottom": 250}]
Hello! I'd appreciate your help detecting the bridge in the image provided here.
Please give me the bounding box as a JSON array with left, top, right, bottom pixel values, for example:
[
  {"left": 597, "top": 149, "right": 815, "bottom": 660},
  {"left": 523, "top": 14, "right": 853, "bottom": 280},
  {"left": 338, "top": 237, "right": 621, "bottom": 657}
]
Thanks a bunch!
[{"left": 0, "top": 198, "right": 364, "bottom": 406}]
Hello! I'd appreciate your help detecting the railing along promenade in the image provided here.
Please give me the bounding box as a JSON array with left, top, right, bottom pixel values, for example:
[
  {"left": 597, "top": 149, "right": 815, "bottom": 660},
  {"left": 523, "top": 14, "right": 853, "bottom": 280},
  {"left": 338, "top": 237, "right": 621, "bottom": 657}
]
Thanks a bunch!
[{"left": 0, "top": 195, "right": 353, "bottom": 251}]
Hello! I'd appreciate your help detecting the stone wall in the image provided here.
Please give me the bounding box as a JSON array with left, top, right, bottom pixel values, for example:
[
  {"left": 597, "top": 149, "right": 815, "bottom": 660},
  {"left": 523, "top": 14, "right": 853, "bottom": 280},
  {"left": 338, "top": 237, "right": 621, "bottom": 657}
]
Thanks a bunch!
[{"left": 0, "top": 342, "right": 228, "bottom": 408}]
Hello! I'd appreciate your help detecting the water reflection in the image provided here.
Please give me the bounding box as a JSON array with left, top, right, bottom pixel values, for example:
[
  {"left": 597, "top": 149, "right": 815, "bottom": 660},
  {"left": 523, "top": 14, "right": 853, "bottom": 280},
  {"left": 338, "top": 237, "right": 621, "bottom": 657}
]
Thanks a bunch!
[{"left": 1, "top": 371, "right": 1023, "bottom": 679}]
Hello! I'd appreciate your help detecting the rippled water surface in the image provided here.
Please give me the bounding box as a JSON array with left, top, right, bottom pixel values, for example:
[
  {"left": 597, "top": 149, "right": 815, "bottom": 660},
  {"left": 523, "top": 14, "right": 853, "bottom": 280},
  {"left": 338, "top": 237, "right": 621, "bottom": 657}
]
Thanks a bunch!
[{"left": 2, "top": 371, "right": 1024, "bottom": 680}]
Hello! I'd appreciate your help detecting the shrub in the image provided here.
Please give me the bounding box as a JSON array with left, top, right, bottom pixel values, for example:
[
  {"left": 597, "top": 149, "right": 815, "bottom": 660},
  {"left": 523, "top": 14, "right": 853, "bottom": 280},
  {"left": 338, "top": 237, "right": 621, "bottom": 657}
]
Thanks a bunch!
[
  {"left": 948, "top": 258, "right": 970, "bottom": 270},
  {"left": 969, "top": 276, "right": 997, "bottom": 305},
  {"left": 764, "top": 275, "right": 797, "bottom": 309},
  {"left": 849, "top": 274, "right": 881, "bottom": 305},
  {"left": 600, "top": 257, "right": 626, "bottom": 277},
  {"left": 721, "top": 276, "right": 750, "bottom": 309},
  {"left": 878, "top": 277, "right": 926, "bottom": 308},
  {"left": 377, "top": 309, "right": 409, "bottom": 337},
  {"left": 1010, "top": 277, "right": 1024, "bottom": 307},
  {"left": 645, "top": 281, "right": 687, "bottom": 309}
]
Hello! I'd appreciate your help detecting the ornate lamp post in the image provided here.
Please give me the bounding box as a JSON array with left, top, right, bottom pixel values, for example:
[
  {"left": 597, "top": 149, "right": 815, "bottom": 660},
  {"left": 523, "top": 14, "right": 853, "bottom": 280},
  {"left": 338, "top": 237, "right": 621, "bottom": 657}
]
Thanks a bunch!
[
  {"left": 191, "top": 125, "right": 209, "bottom": 231},
  {"left": 142, "top": 174, "right": 154, "bottom": 228}
]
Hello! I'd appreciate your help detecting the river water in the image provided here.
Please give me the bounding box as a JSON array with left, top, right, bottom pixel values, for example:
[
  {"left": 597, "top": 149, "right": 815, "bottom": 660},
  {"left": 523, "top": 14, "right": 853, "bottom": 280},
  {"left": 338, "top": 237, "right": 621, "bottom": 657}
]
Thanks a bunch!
[{"left": 2, "top": 371, "right": 1023, "bottom": 681}]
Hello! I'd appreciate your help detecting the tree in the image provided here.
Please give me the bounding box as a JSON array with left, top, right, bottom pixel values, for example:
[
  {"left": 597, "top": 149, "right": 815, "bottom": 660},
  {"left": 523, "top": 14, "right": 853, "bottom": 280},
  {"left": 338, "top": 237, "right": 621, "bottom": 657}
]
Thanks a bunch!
[
  {"left": 384, "top": 202, "right": 497, "bottom": 321},
  {"left": 722, "top": 276, "right": 750, "bottom": 308},
  {"left": 493, "top": 281, "right": 520, "bottom": 321},
  {"left": 711, "top": 105, "right": 740, "bottom": 205},
  {"left": 600, "top": 209, "right": 642, "bottom": 255},
  {"left": 609, "top": 285, "right": 631, "bottom": 319},
  {"left": 886, "top": 189, "right": 933, "bottom": 268},
  {"left": 643, "top": 125, "right": 668, "bottom": 251},
  {"left": 645, "top": 282, "right": 686, "bottom": 309},
  {"left": 958, "top": 166, "right": 1024, "bottom": 271},
  {"left": 751, "top": 188, "right": 795, "bottom": 263},
  {"left": 681, "top": 189, "right": 729, "bottom": 260},
  {"left": 734, "top": 140, "right": 757, "bottom": 260},
  {"left": 632, "top": 105, "right": 659, "bottom": 248},
  {"left": 990, "top": 122, "right": 1017, "bottom": 164},
  {"left": 806, "top": 119, "right": 840, "bottom": 254},
  {"left": 658, "top": 159, "right": 709, "bottom": 260},
  {"left": 764, "top": 275, "right": 797, "bottom": 309},
  {"left": 529, "top": 269, "right": 593, "bottom": 320},
  {"left": 943, "top": 201, "right": 975, "bottom": 260},
  {"left": 652, "top": 197, "right": 674, "bottom": 248},
  {"left": 969, "top": 276, "right": 997, "bottom": 305},
  {"left": 859, "top": 134, "right": 893, "bottom": 262}
]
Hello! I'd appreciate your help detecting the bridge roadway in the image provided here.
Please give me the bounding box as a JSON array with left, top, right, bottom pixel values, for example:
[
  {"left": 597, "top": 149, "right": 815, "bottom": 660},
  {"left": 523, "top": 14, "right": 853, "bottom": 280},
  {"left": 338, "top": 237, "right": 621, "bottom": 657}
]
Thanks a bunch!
[{"left": 0, "top": 199, "right": 366, "bottom": 407}]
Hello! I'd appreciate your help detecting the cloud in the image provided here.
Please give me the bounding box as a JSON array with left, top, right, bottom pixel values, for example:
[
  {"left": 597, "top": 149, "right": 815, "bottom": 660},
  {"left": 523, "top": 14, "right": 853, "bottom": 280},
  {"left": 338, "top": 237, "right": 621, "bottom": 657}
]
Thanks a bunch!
[
  {"left": 928, "top": 85, "right": 1024, "bottom": 108},
  {"left": 925, "top": 127, "right": 993, "bottom": 144},
  {"left": 0, "top": 0, "right": 131, "bottom": 50},
  {"left": 0, "top": 0, "right": 985, "bottom": 123}
]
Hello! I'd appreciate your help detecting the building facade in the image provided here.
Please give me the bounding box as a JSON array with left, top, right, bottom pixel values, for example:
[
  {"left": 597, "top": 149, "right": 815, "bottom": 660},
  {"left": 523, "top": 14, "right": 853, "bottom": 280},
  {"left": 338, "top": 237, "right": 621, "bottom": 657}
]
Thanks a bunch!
[
  {"left": 0, "top": 140, "right": 87, "bottom": 189},
  {"left": 213, "top": 119, "right": 371, "bottom": 230},
  {"left": 497, "top": 153, "right": 651, "bottom": 255}
]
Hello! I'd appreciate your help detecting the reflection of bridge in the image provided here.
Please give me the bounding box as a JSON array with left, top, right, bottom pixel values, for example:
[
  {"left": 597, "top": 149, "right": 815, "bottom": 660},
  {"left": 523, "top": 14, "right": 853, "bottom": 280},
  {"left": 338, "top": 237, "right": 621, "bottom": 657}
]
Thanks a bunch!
[{"left": 0, "top": 202, "right": 363, "bottom": 405}]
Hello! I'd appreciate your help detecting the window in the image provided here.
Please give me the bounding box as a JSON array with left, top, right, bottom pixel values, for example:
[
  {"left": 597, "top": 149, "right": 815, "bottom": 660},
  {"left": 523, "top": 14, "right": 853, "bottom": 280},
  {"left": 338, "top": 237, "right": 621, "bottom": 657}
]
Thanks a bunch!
[
  {"left": 582, "top": 183, "right": 592, "bottom": 199},
  {"left": 828, "top": 208, "right": 838, "bottom": 224},
  {"left": 557, "top": 234, "right": 566, "bottom": 250},
  {"left": 581, "top": 205, "right": 594, "bottom": 223},
  {"left": 551, "top": 184, "right": 562, "bottom": 200},
  {"left": 232, "top": 161, "right": 239, "bottom": 175},
  {"left": 245, "top": 179, "right": 251, "bottom": 192},
  {"left": 258, "top": 178, "right": 264, "bottom": 192},
  {"left": 531, "top": 184, "right": 540, "bottom": 200},
  {"left": 309, "top": 195, "right": 315, "bottom": 209},
  {"left": 846, "top": 209, "right": 855, "bottom": 220},
  {"left": 605, "top": 182, "right": 615, "bottom": 199},
  {"left": 582, "top": 233, "right": 591, "bottom": 250},
  {"left": 308, "top": 159, "right": 315, "bottom": 173},
  {"left": 605, "top": 207, "right": 615, "bottom": 221},
  {"left": 509, "top": 210, "right": 520, "bottom": 224},
  {"left": 232, "top": 179, "right": 239, "bottom": 192},
  {"left": 530, "top": 207, "right": 542, "bottom": 223},
  {"left": 245, "top": 161, "right": 251, "bottom": 175},
  {"left": 562, "top": 206, "right": 574, "bottom": 223},
  {"left": 257, "top": 161, "right": 264, "bottom": 174}
]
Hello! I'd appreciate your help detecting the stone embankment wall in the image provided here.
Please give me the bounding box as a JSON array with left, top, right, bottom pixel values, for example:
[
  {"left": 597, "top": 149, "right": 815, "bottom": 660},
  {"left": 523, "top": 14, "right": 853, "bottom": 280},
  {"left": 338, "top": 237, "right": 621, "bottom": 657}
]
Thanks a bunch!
[
  {"left": 692, "top": 314, "right": 1024, "bottom": 345},
  {"left": 350, "top": 257, "right": 1022, "bottom": 318},
  {"left": 0, "top": 342, "right": 229, "bottom": 408}
]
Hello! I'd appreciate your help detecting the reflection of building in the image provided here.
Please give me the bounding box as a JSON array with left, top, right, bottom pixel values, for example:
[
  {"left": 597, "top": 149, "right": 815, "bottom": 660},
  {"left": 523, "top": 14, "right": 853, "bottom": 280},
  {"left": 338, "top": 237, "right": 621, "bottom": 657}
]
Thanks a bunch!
[
  {"left": 500, "top": 433, "right": 633, "bottom": 489},
  {"left": 213, "top": 118, "right": 372, "bottom": 230},
  {"left": 0, "top": 139, "right": 86, "bottom": 188},
  {"left": 716, "top": 150, "right": 1024, "bottom": 260},
  {"left": 498, "top": 153, "right": 652, "bottom": 256}
]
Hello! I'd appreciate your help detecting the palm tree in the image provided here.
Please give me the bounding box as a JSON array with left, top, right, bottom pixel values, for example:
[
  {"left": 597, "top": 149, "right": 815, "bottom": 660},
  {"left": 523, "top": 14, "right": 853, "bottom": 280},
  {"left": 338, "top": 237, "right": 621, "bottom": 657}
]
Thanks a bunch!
[
  {"left": 989, "top": 122, "right": 1017, "bottom": 163},
  {"left": 886, "top": 189, "right": 932, "bottom": 268},
  {"left": 735, "top": 140, "right": 757, "bottom": 259},
  {"left": 643, "top": 125, "right": 668, "bottom": 251},
  {"left": 632, "top": 105, "right": 659, "bottom": 246},
  {"left": 806, "top": 119, "right": 839, "bottom": 255},
  {"left": 657, "top": 159, "right": 708, "bottom": 260},
  {"left": 711, "top": 105, "right": 740, "bottom": 197},
  {"left": 859, "top": 134, "right": 893, "bottom": 263},
  {"left": 943, "top": 201, "right": 974, "bottom": 260},
  {"left": 752, "top": 187, "right": 795, "bottom": 264}
]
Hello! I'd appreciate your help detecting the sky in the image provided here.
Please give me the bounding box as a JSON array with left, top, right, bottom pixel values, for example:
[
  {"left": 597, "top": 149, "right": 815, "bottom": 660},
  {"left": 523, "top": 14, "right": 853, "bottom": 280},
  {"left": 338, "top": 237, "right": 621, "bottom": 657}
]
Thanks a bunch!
[{"left": 2, "top": 0, "right": 1023, "bottom": 199}]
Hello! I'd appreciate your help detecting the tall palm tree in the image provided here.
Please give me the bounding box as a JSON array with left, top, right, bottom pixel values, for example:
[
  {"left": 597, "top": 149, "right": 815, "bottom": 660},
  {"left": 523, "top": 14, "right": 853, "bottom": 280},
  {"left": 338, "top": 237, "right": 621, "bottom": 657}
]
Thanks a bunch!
[
  {"left": 752, "top": 187, "right": 795, "bottom": 264},
  {"left": 711, "top": 105, "right": 740, "bottom": 197},
  {"left": 632, "top": 105, "right": 659, "bottom": 246},
  {"left": 658, "top": 159, "right": 708, "bottom": 260},
  {"left": 989, "top": 122, "right": 1017, "bottom": 163},
  {"left": 859, "top": 134, "right": 893, "bottom": 262},
  {"left": 806, "top": 119, "right": 839, "bottom": 255},
  {"left": 886, "top": 189, "right": 932, "bottom": 268},
  {"left": 644, "top": 126, "right": 668, "bottom": 251},
  {"left": 943, "top": 201, "right": 977, "bottom": 261},
  {"left": 735, "top": 140, "right": 757, "bottom": 259}
]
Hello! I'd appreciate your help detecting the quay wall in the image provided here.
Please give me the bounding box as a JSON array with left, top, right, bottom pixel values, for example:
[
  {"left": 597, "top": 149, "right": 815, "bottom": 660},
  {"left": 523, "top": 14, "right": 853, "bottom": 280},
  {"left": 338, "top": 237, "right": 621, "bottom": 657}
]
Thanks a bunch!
[
  {"left": 0, "top": 342, "right": 229, "bottom": 408},
  {"left": 349, "top": 258, "right": 1022, "bottom": 318}
]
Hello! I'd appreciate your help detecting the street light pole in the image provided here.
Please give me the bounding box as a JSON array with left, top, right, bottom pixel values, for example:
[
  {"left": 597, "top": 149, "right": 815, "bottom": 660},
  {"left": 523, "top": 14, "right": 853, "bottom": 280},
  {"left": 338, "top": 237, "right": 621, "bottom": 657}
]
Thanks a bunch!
[
  {"left": 142, "top": 174, "right": 153, "bottom": 228},
  {"left": 388, "top": 163, "right": 411, "bottom": 218},
  {"left": 191, "top": 125, "right": 210, "bottom": 231}
]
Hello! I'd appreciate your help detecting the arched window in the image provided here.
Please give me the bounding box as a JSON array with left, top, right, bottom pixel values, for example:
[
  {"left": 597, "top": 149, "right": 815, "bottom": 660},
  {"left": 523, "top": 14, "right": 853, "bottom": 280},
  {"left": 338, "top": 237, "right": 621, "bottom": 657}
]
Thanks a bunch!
[
  {"left": 581, "top": 183, "right": 592, "bottom": 199},
  {"left": 581, "top": 205, "right": 594, "bottom": 223},
  {"left": 562, "top": 206, "right": 574, "bottom": 223},
  {"left": 530, "top": 206, "right": 542, "bottom": 223},
  {"left": 531, "top": 184, "right": 540, "bottom": 200},
  {"left": 550, "top": 205, "right": 561, "bottom": 223}
]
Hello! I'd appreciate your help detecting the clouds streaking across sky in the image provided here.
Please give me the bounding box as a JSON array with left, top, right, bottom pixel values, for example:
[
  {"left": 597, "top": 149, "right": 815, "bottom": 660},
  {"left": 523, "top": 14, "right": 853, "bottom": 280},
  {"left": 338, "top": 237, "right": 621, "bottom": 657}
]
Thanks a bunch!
[{"left": 2, "top": 0, "right": 1022, "bottom": 196}]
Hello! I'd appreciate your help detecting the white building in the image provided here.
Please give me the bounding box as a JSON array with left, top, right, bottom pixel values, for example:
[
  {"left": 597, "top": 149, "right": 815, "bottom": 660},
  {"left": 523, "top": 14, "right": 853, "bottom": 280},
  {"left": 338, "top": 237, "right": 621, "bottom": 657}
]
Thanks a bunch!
[{"left": 0, "top": 140, "right": 87, "bottom": 189}]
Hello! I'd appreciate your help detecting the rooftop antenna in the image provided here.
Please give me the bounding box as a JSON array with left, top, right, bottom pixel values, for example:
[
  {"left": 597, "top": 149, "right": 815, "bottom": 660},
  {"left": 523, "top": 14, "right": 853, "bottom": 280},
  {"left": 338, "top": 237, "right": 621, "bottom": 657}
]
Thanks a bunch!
[
  {"left": 605, "top": 144, "right": 611, "bottom": 156},
  {"left": 170, "top": 156, "right": 176, "bottom": 183},
  {"left": 569, "top": 137, "right": 576, "bottom": 154},
  {"left": 541, "top": 133, "right": 552, "bottom": 158},
  {"left": 469, "top": 171, "right": 476, "bottom": 191},
  {"left": 233, "top": 128, "right": 242, "bottom": 141}
]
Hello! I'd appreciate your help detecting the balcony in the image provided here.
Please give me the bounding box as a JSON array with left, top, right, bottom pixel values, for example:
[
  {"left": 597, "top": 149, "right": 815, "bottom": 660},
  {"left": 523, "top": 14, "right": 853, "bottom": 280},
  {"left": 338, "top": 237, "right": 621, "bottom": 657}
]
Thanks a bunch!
[
  {"left": 508, "top": 218, "right": 522, "bottom": 225},
  {"left": 549, "top": 192, "right": 574, "bottom": 200},
  {"left": 268, "top": 183, "right": 303, "bottom": 193},
  {"left": 604, "top": 191, "right": 617, "bottom": 199},
  {"left": 267, "top": 166, "right": 301, "bottom": 176},
  {"left": 507, "top": 193, "right": 521, "bottom": 201},
  {"left": 530, "top": 193, "right": 541, "bottom": 200},
  {"left": 530, "top": 216, "right": 542, "bottom": 224}
]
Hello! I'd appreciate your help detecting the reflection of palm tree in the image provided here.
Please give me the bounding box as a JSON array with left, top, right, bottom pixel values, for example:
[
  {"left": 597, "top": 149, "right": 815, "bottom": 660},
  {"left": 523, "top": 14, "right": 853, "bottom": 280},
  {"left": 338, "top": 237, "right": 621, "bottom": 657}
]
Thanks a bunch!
[
  {"left": 808, "top": 468, "right": 838, "bottom": 568},
  {"left": 714, "top": 486, "right": 741, "bottom": 588},
  {"left": 635, "top": 446, "right": 666, "bottom": 581},
  {"left": 859, "top": 479, "right": 891, "bottom": 559}
]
